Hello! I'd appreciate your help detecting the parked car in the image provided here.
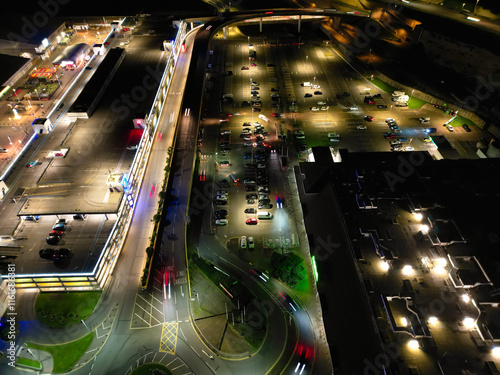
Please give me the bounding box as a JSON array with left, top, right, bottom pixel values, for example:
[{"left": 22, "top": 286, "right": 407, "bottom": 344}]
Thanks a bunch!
[
  {"left": 462, "top": 124, "right": 471, "bottom": 132},
  {"left": 246, "top": 218, "right": 258, "bottom": 225},
  {"left": 377, "top": 105, "right": 387, "bottom": 109},
  {"left": 215, "top": 219, "right": 228, "bottom": 226},
  {"left": 46, "top": 235, "right": 59, "bottom": 245},
  {"left": 244, "top": 208, "right": 257, "bottom": 214}
]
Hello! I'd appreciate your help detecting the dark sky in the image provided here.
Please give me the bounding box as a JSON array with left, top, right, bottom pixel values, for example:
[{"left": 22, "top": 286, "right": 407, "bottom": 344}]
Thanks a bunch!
[{"left": 11, "top": 0, "right": 297, "bottom": 17}]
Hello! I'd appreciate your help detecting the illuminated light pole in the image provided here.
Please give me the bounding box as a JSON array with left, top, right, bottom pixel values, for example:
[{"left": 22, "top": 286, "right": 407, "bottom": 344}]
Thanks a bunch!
[{"left": 474, "top": 0, "right": 480, "bottom": 14}]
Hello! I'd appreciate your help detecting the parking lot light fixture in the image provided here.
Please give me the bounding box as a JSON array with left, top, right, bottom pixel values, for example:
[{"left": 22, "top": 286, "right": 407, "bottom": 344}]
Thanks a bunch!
[
  {"left": 412, "top": 212, "right": 423, "bottom": 221},
  {"left": 379, "top": 260, "right": 390, "bottom": 272},
  {"left": 462, "top": 294, "right": 471, "bottom": 303},
  {"left": 408, "top": 340, "right": 419, "bottom": 350},
  {"left": 492, "top": 347, "right": 500, "bottom": 357},
  {"left": 402, "top": 265, "right": 413, "bottom": 276},
  {"left": 428, "top": 316, "right": 438, "bottom": 325},
  {"left": 463, "top": 317, "right": 475, "bottom": 329}
]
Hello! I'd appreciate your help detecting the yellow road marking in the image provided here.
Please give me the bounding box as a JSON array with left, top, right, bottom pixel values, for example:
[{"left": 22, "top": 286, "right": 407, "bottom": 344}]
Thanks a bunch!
[{"left": 160, "top": 322, "right": 178, "bottom": 354}]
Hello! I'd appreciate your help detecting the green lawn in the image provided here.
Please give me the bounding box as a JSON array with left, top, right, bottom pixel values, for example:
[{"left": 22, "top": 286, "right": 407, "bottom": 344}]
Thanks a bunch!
[
  {"left": 27, "top": 332, "right": 94, "bottom": 373},
  {"left": 130, "top": 363, "right": 173, "bottom": 375},
  {"left": 16, "top": 357, "right": 42, "bottom": 370},
  {"left": 449, "top": 114, "right": 477, "bottom": 128},
  {"left": 407, "top": 96, "right": 427, "bottom": 109},
  {"left": 35, "top": 291, "right": 101, "bottom": 328},
  {"left": 369, "top": 77, "right": 399, "bottom": 93}
]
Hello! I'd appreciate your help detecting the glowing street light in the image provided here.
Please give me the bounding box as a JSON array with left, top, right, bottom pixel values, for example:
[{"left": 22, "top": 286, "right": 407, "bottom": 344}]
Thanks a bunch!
[
  {"left": 428, "top": 317, "right": 438, "bottom": 325},
  {"left": 412, "top": 212, "right": 423, "bottom": 221},
  {"left": 463, "top": 317, "right": 475, "bottom": 329},
  {"left": 380, "top": 260, "right": 390, "bottom": 272},
  {"left": 408, "top": 340, "right": 419, "bottom": 350},
  {"left": 462, "top": 294, "right": 471, "bottom": 303},
  {"left": 402, "top": 265, "right": 414, "bottom": 276},
  {"left": 492, "top": 347, "right": 500, "bottom": 357}
]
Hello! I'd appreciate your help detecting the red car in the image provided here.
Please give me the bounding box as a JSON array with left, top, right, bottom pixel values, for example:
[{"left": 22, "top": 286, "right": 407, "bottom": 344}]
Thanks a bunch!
[
  {"left": 246, "top": 218, "right": 258, "bottom": 225},
  {"left": 364, "top": 116, "right": 374, "bottom": 121},
  {"left": 384, "top": 134, "right": 397, "bottom": 139},
  {"left": 251, "top": 63, "right": 257, "bottom": 67}
]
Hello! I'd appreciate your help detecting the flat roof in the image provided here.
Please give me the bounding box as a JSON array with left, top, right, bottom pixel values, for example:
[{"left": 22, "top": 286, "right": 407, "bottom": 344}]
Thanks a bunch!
[{"left": 18, "top": 119, "right": 142, "bottom": 216}]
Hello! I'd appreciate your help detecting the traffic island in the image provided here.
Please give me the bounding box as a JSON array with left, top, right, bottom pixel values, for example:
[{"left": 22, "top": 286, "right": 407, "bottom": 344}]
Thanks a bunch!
[
  {"left": 189, "top": 263, "right": 265, "bottom": 355},
  {"left": 130, "top": 363, "right": 173, "bottom": 375},
  {"left": 26, "top": 332, "right": 94, "bottom": 373},
  {"left": 15, "top": 357, "right": 42, "bottom": 371}
]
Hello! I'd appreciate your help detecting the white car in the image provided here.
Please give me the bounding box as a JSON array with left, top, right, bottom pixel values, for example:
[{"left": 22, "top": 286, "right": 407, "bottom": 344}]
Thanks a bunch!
[
  {"left": 320, "top": 106, "right": 328, "bottom": 111},
  {"left": 357, "top": 124, "right": 367, "bottom": 130},
  {"left": 244, "top": 141, "right": 254, "bottom": 147},
  {"left": 312, "top": 84, "right": 321, "bottom": 89},
  {"left": 216, "top": 193, "right": 228, "bottom": 200},
  {"left": 215, "top": 219, "right": 228, "bottom": 226},
  {"left": 259, "top": 114, "right": 269, "bottom": 122},
  {"left": 240, "top": 236, "right": 247, "bottom": 249},
  {"left": 386, "top": 118, "right": 395, "bottom": 123},
  {"left": 310, "top": 107, "right": 319, "bottom": 111},
  {"left": 317, "top": 101, "right": 326, "bottom": 105},
  {"left": 248, "top": 237, "right": 255, "bottom": 249},
  {"left": 349, "top": 105, "right": 358, "bottom": 111},
  {"left": 404, "top": 146, "right": 415, "bottom": 151}
]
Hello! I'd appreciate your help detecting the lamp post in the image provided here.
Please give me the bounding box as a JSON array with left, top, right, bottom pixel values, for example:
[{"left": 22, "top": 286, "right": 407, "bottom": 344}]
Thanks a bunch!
[
  {"left": 473, "top": 0, "right": 480, "bottom": 14},
  {"left": 305, "top": 55, "right": 308, "bottom": 70}
]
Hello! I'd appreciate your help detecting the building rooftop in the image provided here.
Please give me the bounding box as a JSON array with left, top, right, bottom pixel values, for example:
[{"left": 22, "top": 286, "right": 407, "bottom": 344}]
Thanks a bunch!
[{"left": 0, "top": 53, "right": 30, "bottom": 87}]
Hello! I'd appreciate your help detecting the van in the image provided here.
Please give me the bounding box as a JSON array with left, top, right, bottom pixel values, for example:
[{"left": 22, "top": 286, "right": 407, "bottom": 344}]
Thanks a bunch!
[
  {"left": 257, "top": 211, "right": 273, "bottom": 219},
  {"left": 301, "top": 82, "right": 312, "bottom": 87},
  {"left": 230, "top": 173, "right": 239, "bottom": 184},
  {"left": 258, "top": 114, "right": 269, "bottom": 122}
]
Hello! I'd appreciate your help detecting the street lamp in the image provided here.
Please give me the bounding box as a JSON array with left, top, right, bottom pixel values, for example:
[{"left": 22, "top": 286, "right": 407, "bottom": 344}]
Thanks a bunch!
[
  {"left": 474, "top": 0, "right": 480, "bottom": 14},
  {"left": 305, "top": 55, "right": 308, "bottom": 70}
]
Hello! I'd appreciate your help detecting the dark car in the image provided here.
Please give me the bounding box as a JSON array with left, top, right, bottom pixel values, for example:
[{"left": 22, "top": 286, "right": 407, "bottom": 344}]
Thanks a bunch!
[
  {"left": 258, "top": 199, "right": 271, "bottom": 205},
  {"left": 462, "top": 124, "right": 471, "bottom": 132},
  {"left": 39, "top": 248, "right": 54, "bottom": 259},
  {"left": 53, "top": 248, "right": 70, "bottom": 261},
  {"left": 313, "top": 91, "right": 322, "bottom": 95},
  {"left": 241, "top": 66, "right": 249, "bottom": 70},
  {"left": 214, "top": 199, "right": 228, "bottom": 205},
  {"left": 258, "top": 203, "right": 273, "bottom": 209},
  {"left": 46, "top": 235, "right": 59, "bottom": 245},
  {"left": 246, "top": 194, "right": 258, "bottom": 199},
  {"left": 377, "top": 104, "right": 387, "bottom": 109},
  {"left": 244, "top": 208, "right": 257, "bottom": 214},
  {"left": 304, "top": 93, "right": 312, "bottom": 98},
  {"left": 247, "top": 199, "right": 255, "bottom": 204},
  {"left": 245, "top": 185, "right": 256, "bottom": 191}
]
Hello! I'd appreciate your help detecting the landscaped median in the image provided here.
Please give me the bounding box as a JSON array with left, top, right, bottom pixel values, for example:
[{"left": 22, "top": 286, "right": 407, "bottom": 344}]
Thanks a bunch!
[
  {"left": 130, "top": 363, "right": 173, "bottom": 375},
  {"left": 16, "top": 357, "right": 42, "bottom": 371},
  {"left": 26, "top": 332, "right": 94, "bottom": 373}
]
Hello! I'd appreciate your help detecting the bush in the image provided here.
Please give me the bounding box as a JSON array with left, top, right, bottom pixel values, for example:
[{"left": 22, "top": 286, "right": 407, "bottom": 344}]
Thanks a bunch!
[{"left": 146, "top": 247, "right": 154, "bottom": 257}]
